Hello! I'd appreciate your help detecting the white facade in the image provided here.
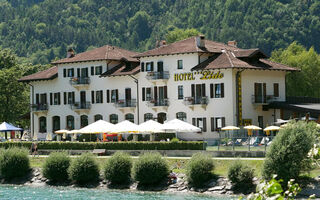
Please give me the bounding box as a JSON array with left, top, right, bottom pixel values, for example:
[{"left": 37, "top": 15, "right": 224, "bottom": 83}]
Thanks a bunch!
[{"left": 28, "top": 52, "right": 287, "bottom": 141}]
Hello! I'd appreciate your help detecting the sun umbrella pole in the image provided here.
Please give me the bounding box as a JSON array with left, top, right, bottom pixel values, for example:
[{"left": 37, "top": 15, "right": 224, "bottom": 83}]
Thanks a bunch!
[{"left": 232, "top": 130, "right": 234, "bottom": 151}]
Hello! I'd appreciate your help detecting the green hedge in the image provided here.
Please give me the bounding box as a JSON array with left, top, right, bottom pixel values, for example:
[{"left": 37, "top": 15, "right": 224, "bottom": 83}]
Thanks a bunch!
[{"left": 0, "top": 141, "right": 205, "bottom": 150}]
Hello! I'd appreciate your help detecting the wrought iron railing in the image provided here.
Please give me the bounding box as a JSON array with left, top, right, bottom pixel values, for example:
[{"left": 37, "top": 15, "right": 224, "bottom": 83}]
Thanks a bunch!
[
  {"left": 251, "top": 95, "right": 277, "bottom": 104},
  {"left": 148, "top": 98, "right": 169, "bottom": 107},
  {"left": 184, "top": 96, "right": 208, "bottom": 105},
  {"left": 115, "top": 99, "right": 137, "bottom": 108},
  {"left": 69, "top": 77, "right": 90, "bottom": 85},
  {"left": 146, "top": 71, "right": 169, "bottom": 80},
  {"left": 31, "top": 104, "right": 48, "bottom": 111},
  {"left": 70, "top": 102, "right": 91, "bottom": 110}
]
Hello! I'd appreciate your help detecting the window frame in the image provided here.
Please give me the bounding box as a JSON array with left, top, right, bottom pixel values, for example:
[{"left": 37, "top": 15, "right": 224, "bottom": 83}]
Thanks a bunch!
[
  {"left": 177, "top": 60, "right": 183, "bottom": 69},
  {"left": 95, "top": 66, "right": 102, "bottom": 75},
  {"left": 178, "top": 85, "right": 183, "bottom": 100}
]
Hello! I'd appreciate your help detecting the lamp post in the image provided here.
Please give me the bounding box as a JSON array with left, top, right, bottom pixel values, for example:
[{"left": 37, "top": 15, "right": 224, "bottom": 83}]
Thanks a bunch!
[{"left": 129, "top": 75, "right": 139, "bottom": 124}]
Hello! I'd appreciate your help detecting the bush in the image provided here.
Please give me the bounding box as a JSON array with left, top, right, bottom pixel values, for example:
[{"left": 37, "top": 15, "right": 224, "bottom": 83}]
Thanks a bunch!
[
  {"left": 228, "top": 160, "right": 254, "bottom": 192},
  {"left": 0, "top": 141, "right": 205, "bottom": 150},
  {"left": 68, "top": 153, "right": 100, "bottom": 184},
  {"left": 262, "top": 121, "right": 316, "bottom": 183},
  {"left": 186, "top": 153, "right": 214, "bottom": 187},
  {"left": 42, "top": 152, "right": 71, "bottom": 182},
  {"left": 170, "top": 137, "right": 179, "bottom": 142},
  {"left": 104, "top": 152, "right": 132, "bottom": 184},
  {"left": 0, "top": 148, "right": 30, "bottom": 180},
  {"left": 78, "top": 134, "right": 97, "bottom": 142},
  {"left": 133, "top": 152, "right": 169, "bottom": 185},
  {"left": 186, "top": 152, "right": 214, "bottom": 187}
]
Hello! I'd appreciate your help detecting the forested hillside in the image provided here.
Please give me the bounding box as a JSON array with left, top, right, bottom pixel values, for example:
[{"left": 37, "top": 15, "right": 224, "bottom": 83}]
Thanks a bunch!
[{"left": 0, "top": 0, "right": 319, "bottom": 64}]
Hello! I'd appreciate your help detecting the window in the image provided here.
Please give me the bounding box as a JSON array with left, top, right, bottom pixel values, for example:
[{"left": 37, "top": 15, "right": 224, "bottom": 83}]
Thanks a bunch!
[
  {"left": 214, "top": 83, "right": 224, "bottom": 98},
  {"left": 106, "top": 90, "right": 110, "bottom": 103},
  {"left": 53, "top": 92, "right": 60, "bottom": 105},
  {"left": 192, "top": 117, "right": 207, "bottom": 132},
  {"left": 215, "top": 117, "right": 225, "bottom": 131},
  {"left": 146, "top": 88, "right": 152, "bottom": 101},
  {"left": 52, "top": 116, "right": 60, "bottom": 132},
  {"left": 96, "top": 90, "right": 103, "bottom": 103},
  {"left": 91, "top": 66, "right": 94, "bottom": 75},
  {"left": 125, "top": 113, "right": 134, "bottom": 123},
  {"left": 111, "top": 89, "right": 118, "bottom": 103},
  {"left": 273, "top": 83, "right": 279, "bottom": 97},
  {"left": 177, "top": 60, "right": 183, "bottom": 69},
  {"left": 178, "top": 85, "right": 183, "bottom": 99},
  {"left": 109, "top": 114, "right": 118, "bottom": 124},
  {"left": 95, "top": 66, "right": 102, "bottom": 75},
  {"left": 80, "top": 115, "right": 88, "bottom": 128},
  {"left": 146, "top": 62, "right": 153, "bottom": 72},
  {"left": 67, "top": 92, "right": 75, "bottom": 104},
  {"left": 141, "top": 62, "right": 145, "bottom": 72},
  {"left": 67, "top": 68, "right": 74, "bottom": 77},
  {"left": 176, "top": 112, "right": 187, "bottom": 121},
  {"left": 63, "top": 69, "right": 66, "bottom": 77},
  {"left": 39, "top": 116, "right": 46, "bottom": 133},
  {"left": 94, "top": 114, "right": 103, "bottom": 121},
  {"left": 66, "top": 115, "right": 74, "bottom": 130},
  {"left": 144, "top": 113, "right": 153, "bottom": 122}
]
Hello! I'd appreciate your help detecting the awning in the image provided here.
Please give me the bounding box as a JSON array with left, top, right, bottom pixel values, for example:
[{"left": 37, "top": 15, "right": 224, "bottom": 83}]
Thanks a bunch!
[
  {"left": 266, "top": 102, "right": 320, "bottom": 114},
  {"left": 0, "top": 122, "right": 23, "bottom": 132}
]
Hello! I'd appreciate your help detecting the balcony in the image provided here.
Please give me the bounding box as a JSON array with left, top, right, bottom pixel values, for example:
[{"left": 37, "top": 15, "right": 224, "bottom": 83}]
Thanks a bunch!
[
  {"left": 114, "top": 99, "right": 137, "bottom": 112},
  {"left": 148, "top": 98, "right": 169, "bottom": 111},
  {"left": 184, "top": 96, "right": 208, "bottom": 110},
  {"left": 31, "top": 104, "right": 48, "bottom": 114},
  {"left": 69, "top": 77, "right": 90, "bottom": 89},
  {"left": 146, "top": 71, "right": 169, "bottom": 83},
  {"left": 70, "top": 102, "right": 91, "bottom": 113},
  {"left": 252, "top": 95, "right": 277, "bottom": 105}
]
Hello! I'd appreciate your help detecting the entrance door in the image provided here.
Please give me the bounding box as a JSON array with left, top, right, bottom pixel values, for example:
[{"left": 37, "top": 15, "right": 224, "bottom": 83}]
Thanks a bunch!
[
  {"left": 80, "top": 91, "right": 86, "bottom": 108},
  {"left": 157, "top": 112, "right": 167, "bottom": 124},
  {"left": 125, "top": 88, "right": 131, "bottom": 106}
]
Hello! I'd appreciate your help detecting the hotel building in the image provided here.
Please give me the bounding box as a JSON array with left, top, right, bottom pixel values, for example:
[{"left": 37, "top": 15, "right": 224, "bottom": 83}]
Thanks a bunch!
[{"left": 19, "top": 36, "right": 297, "bottom": 140}]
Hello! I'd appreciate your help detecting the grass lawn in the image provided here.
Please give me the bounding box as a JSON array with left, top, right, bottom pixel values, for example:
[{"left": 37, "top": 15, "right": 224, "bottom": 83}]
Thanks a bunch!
[{"left": 31, "top": 156, "right": 319, "bottom": 178}]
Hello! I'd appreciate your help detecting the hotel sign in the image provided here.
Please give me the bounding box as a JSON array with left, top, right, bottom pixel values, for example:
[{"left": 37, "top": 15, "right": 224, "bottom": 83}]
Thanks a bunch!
[{"left": 174, "top": 71, "right": 224, "bottom": 81}]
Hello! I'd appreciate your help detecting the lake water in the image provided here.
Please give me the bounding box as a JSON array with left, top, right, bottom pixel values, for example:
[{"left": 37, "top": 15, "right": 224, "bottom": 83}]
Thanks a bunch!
[{"left": 0, "top": 185, "right": 236, "bottom": 200}]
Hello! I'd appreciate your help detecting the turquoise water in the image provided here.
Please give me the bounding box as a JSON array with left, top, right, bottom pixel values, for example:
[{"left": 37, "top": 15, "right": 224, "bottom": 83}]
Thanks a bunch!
[{"left": 0, "top": 185, "right": 234, "bottom": 200}]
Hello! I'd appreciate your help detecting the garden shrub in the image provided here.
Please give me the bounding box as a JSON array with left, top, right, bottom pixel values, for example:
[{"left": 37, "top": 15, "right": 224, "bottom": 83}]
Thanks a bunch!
[
  {"left": 133, "top": 152, "right": 169, "bottom": 185},
  {"left": 78, "top": 134, "right": 97, "bottom": 142},
  {"left": 262, "top": 121, "right": 316, "bottom": 183},
  {"left": 170, "top": 137, "right": 179, "bottom": 142},
  {"left": 186, "top": 152, "right": 214, "bottom": 187},
  {"left": 104, "top": 152, "right": 132, "bottom": 184},
  {"left": 0, "top": 148, "right": 30, "bottom": 180},
  {"left": 228, "top": 160, "right": 254, "bottom": 192},
  {"left": 42, "top": 152, "right": 71, "bottom": 182},
  {"left": 68, "top": 153, "right": 100, "bottom": 184}
]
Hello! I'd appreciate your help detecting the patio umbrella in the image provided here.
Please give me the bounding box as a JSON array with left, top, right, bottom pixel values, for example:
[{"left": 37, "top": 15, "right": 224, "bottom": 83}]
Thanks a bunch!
[
  {"left": 78, "top": 120, "right": 115, "bottom": 134},
  {"left": 66, "top": 130, "right": 80, "bottom": 141},
  {"left": 221, "top": 126, "right": 240, "bottom": 150},
  {"left": 55, "top": 129, "right": 68, "bottom": 134},
  {"left": 138, "top": 120, "right": 164, "bottom": 133},
  {"left": 162, "top": 119, "right": 201, "bottom": 133},
  {"left": 263, "top": 126, "right": 280, "bottom": 136},
  {"left": 0, "top": 122, "right": 23, "bottom": 131},
  {"left": 244, "top": 125, "right": 262, "bottom": 136},
  {"left": 112, "top": 120, "right": 141, "bottom": 133}
]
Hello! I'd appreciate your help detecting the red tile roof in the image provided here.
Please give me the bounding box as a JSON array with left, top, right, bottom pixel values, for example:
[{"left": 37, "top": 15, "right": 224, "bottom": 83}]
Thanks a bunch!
[
  {"left": 134, "top": 37, "right": 239, "bottom": 58},
  {"left": 52, "top": 45, "right": 139, "bottom": 64},
  {"left": 100, "top": 62, "right": 140, "bottom": 77},
  {"left": 19, "top": 66, "right": 58, "bottom": 82},
  {"left": 192, "top": 51, "right": 298, "bottom": 71}
]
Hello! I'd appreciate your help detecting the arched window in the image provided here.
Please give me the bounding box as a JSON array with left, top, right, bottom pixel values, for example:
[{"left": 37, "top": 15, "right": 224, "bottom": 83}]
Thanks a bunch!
[
  {"left": 80, "top": 115, "right": 88, "bottom": 128},
  {"left": 94, "top": 114, "right": 103, "bottom": 121},
  {"left": 66, "top": 115, "right": 74, "bottom": 130},
  {"left": 176, "top": 112, "right": 187, "bottom": 121},
  {"left": 39, "top": 116, "right": 46, "bottom": 133},
  {"left": 52, "top": 116, "right": 60, "bottom": 132},
  {"left": 157, "top": 112, "right": 167, "bottom": 124},
  {"left": 109, "top": 114, "right": 118, "bottom": 124},
  {"left": 144, "top": 113, "right": 153, "bottom": 122},
  {"left": 125, "top": 113, "right": 134, "bottom": 123}
]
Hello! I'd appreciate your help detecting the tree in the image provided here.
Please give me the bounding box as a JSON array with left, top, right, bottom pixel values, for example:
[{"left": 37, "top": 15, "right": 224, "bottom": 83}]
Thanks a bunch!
[
  {"left": 271, "top": 42, "right": 320, "bottom": 98},
  {"left": 128, "top": 11, "right": 152, "bottom": 43},
  {"left": 165, "top": 28, "right": 201, "bottom": 44}
]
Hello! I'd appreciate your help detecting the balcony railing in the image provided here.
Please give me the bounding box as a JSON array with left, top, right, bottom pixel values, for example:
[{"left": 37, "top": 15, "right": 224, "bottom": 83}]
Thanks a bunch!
[
  {"left": 31, "top": 104, "right": 48, "bottom": 112},
  {"left": 115, "top": 99, "right": 137, "bottom": 108},
  {"left": 69, "top": 77, "right": 90, "bottom": 85},
  {"left": 70, "top": 102, "right": 91, "bottom": 110},
  {"left": 146, "top": 71, "right": 169, "bottom": 80},
  {"left": 184, "top": 96, "right": 208, "bottom": 105},
  {"left": 148, "top": 98, "right": 169, "bottom": 107},
  {"left": 252, "top": 95, "right": 277, "bottom": 104}
]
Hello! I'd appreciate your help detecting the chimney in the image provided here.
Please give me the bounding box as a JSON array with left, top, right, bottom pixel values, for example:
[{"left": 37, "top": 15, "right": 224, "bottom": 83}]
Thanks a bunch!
[
  {"left": 67, "top": 48, "right": 75, "bottom": 58},
  {"left": 228, "top": 40, "right": 237, "bottom": 47},
  {"left": 156, "top": 40, "right": 166, "bottom": 48},
  {"left": 196, "top": 35, "right": 205, "bottom": 48}
]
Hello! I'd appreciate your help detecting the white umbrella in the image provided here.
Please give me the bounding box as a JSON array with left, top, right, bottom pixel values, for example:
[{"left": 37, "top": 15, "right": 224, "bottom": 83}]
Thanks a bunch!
[
  {"left": 78, "top": 120, "right": 115, "bottom": 134},
  {"left": 162, "top": 119, "right": 201, "bottom": 133},
  {"left": 113, "top": 120, "right": 141, "bottom": 133},
  {"left": 138, "top": 120, "right": 165, "bottom": 133},
  {"left": 55, "top": 129, "right": 68, "bottom": 134},
  {"left": 221, "top": 126, "right": 240, "bottom": 131},
  {"left": 263, "top": 126, "right": 280, "bottom": 131}
]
